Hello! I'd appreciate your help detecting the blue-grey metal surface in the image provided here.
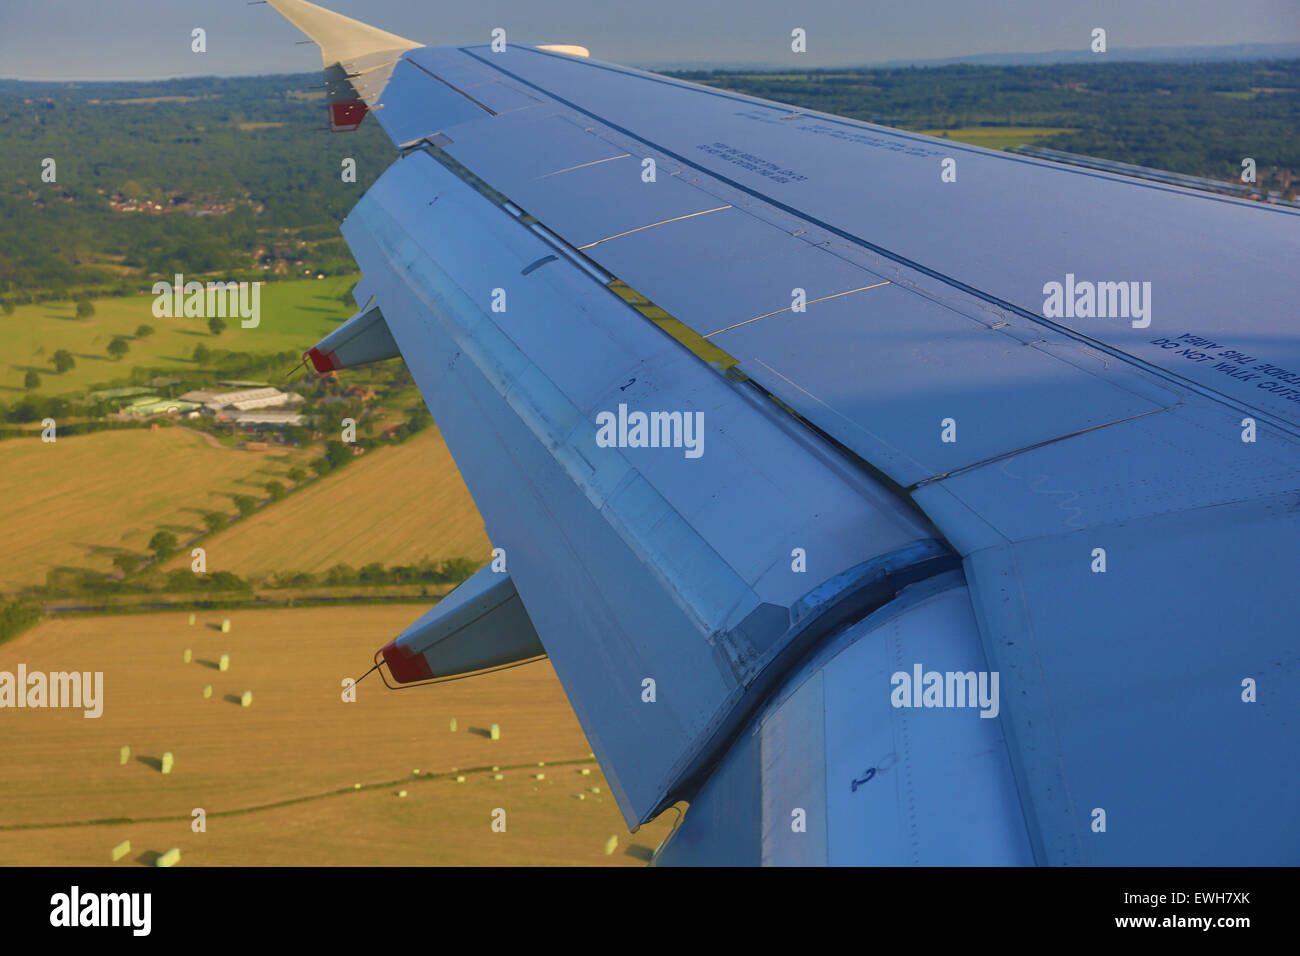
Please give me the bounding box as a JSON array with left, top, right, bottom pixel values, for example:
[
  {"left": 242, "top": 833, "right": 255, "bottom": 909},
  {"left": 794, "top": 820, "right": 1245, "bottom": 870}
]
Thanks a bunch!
[
  {"left": 403, "top": 46, "right": 545, "bottom": 115},
  {"left": 350, "top": 46, "right": 1298, "bottom": 865},
  {"left": 658, "top": 573, "right": 1034, "bottom": 865},
  {"left": 434, "top": 45, "right": 1300, "bottom": 431},
  {"left": 275, "top": 3, "right": 1300, "bottom": 863},
  {"left": 913, "top": 396, "right": 1300, "bottom": 864},
  {"left": 338, "top": 148, "right": 948, "bottom": 825},
  {"left": 370, "top": 57, "right": 488, "bottom": 146}
]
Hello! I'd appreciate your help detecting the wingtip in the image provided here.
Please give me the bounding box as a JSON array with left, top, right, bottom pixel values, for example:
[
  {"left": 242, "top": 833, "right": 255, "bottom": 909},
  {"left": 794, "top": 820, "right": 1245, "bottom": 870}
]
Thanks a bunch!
[{"left": 266, "top": 0, "right": 420, "bottom": 67}]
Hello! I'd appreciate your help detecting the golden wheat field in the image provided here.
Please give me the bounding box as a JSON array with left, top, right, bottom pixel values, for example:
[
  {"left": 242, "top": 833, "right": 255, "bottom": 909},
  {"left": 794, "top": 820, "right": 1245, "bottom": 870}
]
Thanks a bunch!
[
  {"left": 0, "top": 607, "right": 677, "bottom": 866},
  {"left": 161, "top": 427, "right": 492, "bottom": 579},
  {"left": 0, "top": 427, "right": 313, "bottom": 591}
]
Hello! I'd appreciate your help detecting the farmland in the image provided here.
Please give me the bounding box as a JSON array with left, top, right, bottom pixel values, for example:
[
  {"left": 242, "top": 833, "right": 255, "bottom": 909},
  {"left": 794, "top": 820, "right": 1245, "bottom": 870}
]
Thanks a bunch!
[
  {"left": 0, "top": 427, "right": 314, "bottom": 591},
  {"left": 164, "top": 427, "right": 490, "bottom": 580},
  {"left": 1, "top": 276, "right": 355, "bottom": 396},
  {"left": 0, "top": 607, "right": 677, "bottom": 865}
]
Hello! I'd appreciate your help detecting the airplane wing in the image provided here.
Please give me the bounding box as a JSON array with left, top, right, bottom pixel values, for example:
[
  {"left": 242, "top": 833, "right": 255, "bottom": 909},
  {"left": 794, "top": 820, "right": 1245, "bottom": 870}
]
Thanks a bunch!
[{"left": 268, "top": 0, "right": 1300, "bottom": 865}]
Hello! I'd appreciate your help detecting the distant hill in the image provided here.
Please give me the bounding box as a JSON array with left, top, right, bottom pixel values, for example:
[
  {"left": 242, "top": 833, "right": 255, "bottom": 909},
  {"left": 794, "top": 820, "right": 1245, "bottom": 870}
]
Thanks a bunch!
[
  {"left": 871, "top": 42, "right": 1300, "bottom": 69},
  {"left": 638, "top": 42, "right": 1300, "bottom": 72}
]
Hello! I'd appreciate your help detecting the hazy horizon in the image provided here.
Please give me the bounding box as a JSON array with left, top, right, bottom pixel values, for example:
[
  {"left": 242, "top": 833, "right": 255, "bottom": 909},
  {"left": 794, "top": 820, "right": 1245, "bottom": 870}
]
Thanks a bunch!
[{"left": 1, "top": 0, "right": 1297, "bottom": 81}]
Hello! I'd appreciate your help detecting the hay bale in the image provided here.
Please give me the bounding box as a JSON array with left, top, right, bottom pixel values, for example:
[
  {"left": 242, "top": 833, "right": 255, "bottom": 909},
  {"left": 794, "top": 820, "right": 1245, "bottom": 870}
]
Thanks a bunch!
[
  {"left": 397, "top": 790, "right": 407, "bottom": 798},
  {"left": 155, "top": 848, "right": 181, "bottom": 868},
  {"left": 492, "top": 774, "right": 504, "bottom": 781},
  {"left": 220, "top": 619, "right": 231, "bottom": 633},
  {"left": 218, "top": 654, "right": 230, "bottom": 672},
  {"left": 489, "top": 723, "right": 500, "bottom": 740},
  {"left": 449, "top": 718, "right": 457, "bottom": 732},
  {"left": 412, "top": 769, "right": 420, "bottom": 775},
  {"left": 353, "top": 783, "right": 361, "bottom": 789},
  {"left": 183, "top": 648, "right": 192, "bottom": 664},
  {"left": 579, "top": 768, "right": 591, "bottom": 776},
  {"left": 574, "top": 794, "right": 586, "bottom": 801},
  {"left": 119, "top": 745, "right": 130, "bottom": 766},
  {"left": 111, "top": 840, "right": 131, "bottom": 862},
  {"left": 187, "top": 613, "right": 195, "bottom": 626},
  {"left": 491, "top": 766, "right": 499, "bottom": 771},
  {"left": 161, "top": 752, "right": 174, "bottom": 775},
  {"left": 202, "top": 685, "right": 212, "bottom": 699},
  {"left": 603, "top": 835, "right": 618, "bottom": 856},
  {"left": 537, "top": 761, "right": 546, "bottom": 767},
  {"left": 455, "top": 775, "right": 466, "bottom": 783},
  {"left": 589, "top": 786, "right": 600, "bottom": 794},
  {"left": 239, "top": 690, "right": 252, "bottom": 708},
  {"left": 534, "top": 773, "right": 546, "bottom": 780}
]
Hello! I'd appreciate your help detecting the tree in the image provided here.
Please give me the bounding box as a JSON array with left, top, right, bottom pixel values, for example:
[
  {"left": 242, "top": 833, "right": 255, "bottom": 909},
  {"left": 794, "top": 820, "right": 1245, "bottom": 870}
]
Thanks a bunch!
[
  {"left": 233, "top": 494, "right": 257, "bottom": 517},
  {"left": 0, "top": 599, "right": 41, "bottom": 643},
  {"left": 106, "top": 336, "right": 129, "bottom": 360},
  {"left": 1, "top": 301, "right": 14, "bottom": 316},
  {"left": 193, "top": 343, "right": 210, "bottom": 364},
  {"left": 24, "top": 370, "right": 40, "bottom": 390},
  {"left": 439, "top": 557, "right": 479, "bottom": 583},
  {"left": 112, "top": 553, "right": 142, "bottom": 575},
  {"left": 209, "top": 571, "right": 249, "bottom": 591},
  {"left": 50, "top": 349, "right": 75, "bottom": 373},
  {"left": 324, "top": 564, "right": 358, "bottom": 586},
  {"left": 264, "top": 480, "right": 286, "bottom": 501},
  {"left": 202, "top": 511, "right": 227, "bottom": 533},
  {"left": 148, "top": 530, "right": 178, "bottom": 561},
  {"left": 208, "top": 316, "right": 227, "bottom": 336},
  {"left": 287, "top": 466, "right": 308, "bottom": 483},
  {"left": 324, "top": 439, "right": 352, "bottom": 469},
  {"left": 135, "top": 324, "right": 155, "bottom": 338},
  {"left": 75, "top": 297, "right": 95, "bottom": 318},
  {"left": 164, "top": 568, "right": 194, "bottom": 591}
]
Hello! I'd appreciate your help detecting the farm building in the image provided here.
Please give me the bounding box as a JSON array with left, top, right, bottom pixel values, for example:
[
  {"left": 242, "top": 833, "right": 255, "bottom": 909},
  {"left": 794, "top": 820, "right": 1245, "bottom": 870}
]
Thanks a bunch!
[
  {"left": 234, "top": 409, "right": 306, "bottom": 429},
  {"left": 179, "top": 387, "right": 304, "bottom": 420}
]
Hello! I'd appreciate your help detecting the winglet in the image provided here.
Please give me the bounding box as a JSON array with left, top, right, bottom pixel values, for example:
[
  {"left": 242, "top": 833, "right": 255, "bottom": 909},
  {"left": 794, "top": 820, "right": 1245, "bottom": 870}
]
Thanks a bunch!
[
  {"left": 267, "top": 0, "right": 421, "bottom": 129},
  {"left": 267, "top": 0, "right": 419, "bottom": 68}
]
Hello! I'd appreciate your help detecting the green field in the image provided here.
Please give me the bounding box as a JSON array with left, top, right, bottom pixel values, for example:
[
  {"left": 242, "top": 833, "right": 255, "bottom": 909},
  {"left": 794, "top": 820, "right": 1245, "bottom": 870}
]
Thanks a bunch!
[{"left": 1, "top": 276, "right": 357, "bottom": 396}]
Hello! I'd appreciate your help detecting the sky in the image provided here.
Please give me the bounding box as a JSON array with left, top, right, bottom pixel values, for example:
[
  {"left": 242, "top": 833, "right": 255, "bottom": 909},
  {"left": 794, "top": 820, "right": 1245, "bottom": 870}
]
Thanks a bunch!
[{"left": 1, "top": 0, "right": 1298, "bottom": 80}]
